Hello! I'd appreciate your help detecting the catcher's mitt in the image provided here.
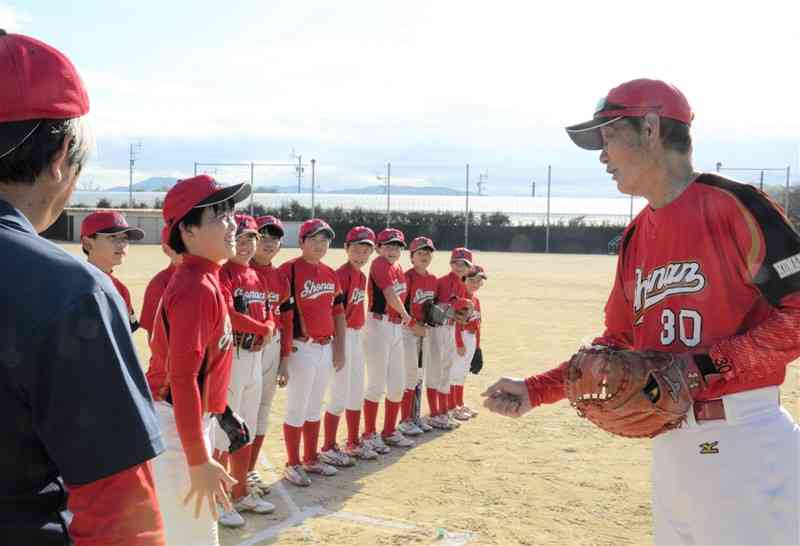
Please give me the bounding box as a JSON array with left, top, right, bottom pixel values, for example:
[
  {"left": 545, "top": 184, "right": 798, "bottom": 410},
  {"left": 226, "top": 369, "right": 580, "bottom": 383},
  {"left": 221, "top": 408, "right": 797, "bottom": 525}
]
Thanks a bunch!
[
  {"left": 564, "top": 348, "right": 716, "bottom": 438},
  {"left": 422, "top": 299, "right": 472, "bottom": 327},
  {"left": 469, "top": 347, "right": 483, "bottom": 374}
]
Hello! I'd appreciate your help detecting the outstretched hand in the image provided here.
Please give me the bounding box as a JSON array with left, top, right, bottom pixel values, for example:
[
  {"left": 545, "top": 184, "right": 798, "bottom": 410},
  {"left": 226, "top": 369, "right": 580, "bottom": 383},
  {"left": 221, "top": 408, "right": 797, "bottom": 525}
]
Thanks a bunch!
[
  {"left": 184, "top": 459, "right": 237, "bottom": 520},
  {"left": 481, "top": 377, "right": 532, "bottom": 418}
]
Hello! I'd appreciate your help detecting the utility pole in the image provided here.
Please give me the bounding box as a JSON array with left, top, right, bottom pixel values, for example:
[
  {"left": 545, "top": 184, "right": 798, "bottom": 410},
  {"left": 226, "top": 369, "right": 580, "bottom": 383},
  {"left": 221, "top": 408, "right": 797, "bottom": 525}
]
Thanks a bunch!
[
  {"left": 475, "top": 171, "right": 488, "bottom": 196},
  {"left": 311, "top": 159, "right": 316, "bottom": 219},
  {"left": 128, "top": 141, "right": 142, "bottom": 209},
  {"left": 545, "top": 165, "right": 551, "bottom": 253},
  {"left": 531, "top": 180, "right": 536, "bottom": 197},
  {"left": 386, "top": 162, "right": 391, "bottom": 227},
  {"left": 465, "top": 164, "right": 470, "bottom": 247}
]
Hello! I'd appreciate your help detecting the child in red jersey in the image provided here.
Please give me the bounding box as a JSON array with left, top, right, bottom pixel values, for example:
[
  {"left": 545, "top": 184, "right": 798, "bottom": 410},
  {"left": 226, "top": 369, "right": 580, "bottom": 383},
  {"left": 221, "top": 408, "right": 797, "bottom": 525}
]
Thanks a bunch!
[
  {"left": 429, "top": 247, "right": 471, "bottom": 430},
  {"left": 140, "top": 225, "right": 183, "bottom": 339},
  {"left": 321, "top": 226, "right": 378, "bottom": 464},
  {"left": 246, "top": 215, "right": 292, "bottom": 495},
  {"left": 146, "top": 175, "right": 250, "bottom": 546},
  {"left": 278, "top": 219, "right": 347, "bottom": 487},
  {"left": 362, "top": 228, "right": 415, "bottom": 453},
  {"left": 450, "top": 265, "right": 486, "bottom": 421},
  {"left": 397, "top": 236, "right": 438, "bottom": 436},
  {"left": 214, "top": 214, "right": 276, "bottom": 527},
  {"left": 80, "top": 210, "right": 145, "bottom": 331}
]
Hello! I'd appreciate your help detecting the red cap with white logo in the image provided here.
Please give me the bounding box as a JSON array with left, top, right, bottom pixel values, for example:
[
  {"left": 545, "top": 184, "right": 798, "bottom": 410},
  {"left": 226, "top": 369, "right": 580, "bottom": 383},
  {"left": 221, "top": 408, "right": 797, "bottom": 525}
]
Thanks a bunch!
[
  {"left": 0, "top": 30, "right": 90, "bottom": 160},
  {"left": 346, "top": 226, "right": 376, "bottom": 245},
  {"left": 256, "top": 215, "right": 285, "bottom": 237},
  {"left": 299, "top": 218, "right": 335, "bottom": 241},
  {"left": 377, "top": 228, "right": 406, "bottom": 247},
  {"left": 450, "top": 247, "right": 473, "bottom": 266},
  {"left": 409, "top": 236, "right": 435, "bottom": 253},
  {"left": 465, "top": 264, "right": 487, "bottom": 279},
  {"left": 80, "top": 211, "right": 144, "bottom": 240},
  {"left": 162, "top": 175, "right": 251, "bottom": 232},
  {"left": 235, "top": 214, "right": 260, "bottom": 238}
]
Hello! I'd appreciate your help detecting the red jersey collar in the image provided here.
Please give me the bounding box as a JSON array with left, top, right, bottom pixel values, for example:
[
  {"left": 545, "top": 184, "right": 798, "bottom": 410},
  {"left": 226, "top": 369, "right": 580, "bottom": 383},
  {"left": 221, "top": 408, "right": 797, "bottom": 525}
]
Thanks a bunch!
[
  {"left": 181, "top": 253, "right": 222, "bottom": 274},
  {"left": 224, "top": 260, "right": 250, "bottom": 273}
]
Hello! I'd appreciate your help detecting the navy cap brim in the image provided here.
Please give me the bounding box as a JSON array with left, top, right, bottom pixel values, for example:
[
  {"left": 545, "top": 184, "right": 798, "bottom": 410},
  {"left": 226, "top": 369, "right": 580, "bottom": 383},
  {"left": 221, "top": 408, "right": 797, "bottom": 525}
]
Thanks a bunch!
[
  {"left": 304, "top": 227, "right": 335, "bottom": 240},
  {"left": 565, "top": 116, "right": 623, "bottom": 150},
  {"left": 195, "top": 182, "right": 252, "bottom": 208},
  {"left": 96, "top": 226, "right": 145, "bottom": 241},
  {"left": 259, "top": 224, "right": 285, "bottom": 237},
  {"left": 380, "top": 238, "right": 406, "bottom": 247}
]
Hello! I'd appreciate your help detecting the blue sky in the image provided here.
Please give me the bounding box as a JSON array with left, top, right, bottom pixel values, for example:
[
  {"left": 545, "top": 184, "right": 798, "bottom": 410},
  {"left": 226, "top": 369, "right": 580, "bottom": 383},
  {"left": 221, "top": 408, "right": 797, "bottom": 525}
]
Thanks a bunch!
[{"left": 3, "top": 1, "right": 799, "bottom": 195}]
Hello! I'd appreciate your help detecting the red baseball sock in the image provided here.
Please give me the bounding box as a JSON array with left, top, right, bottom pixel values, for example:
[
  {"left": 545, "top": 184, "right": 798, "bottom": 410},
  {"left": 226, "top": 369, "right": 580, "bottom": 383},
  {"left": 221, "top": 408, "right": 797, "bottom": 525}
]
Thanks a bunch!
[
  {"left": 455, "top": 384, "right": 465, "bottom": 407},
  {"left": 382, "top": 400, "right": 401, "bottom": 437},
  {"left": 426, "top": 388, "right": 439, "bottom": 416},
  {"left": 302, "top": 420, "right": 321, "bottom": 465},
  {"left": 322, "top": 412, "right": 340, "bottom": 452},
  {"left": 437, "top": 391, "right": 449, "bottom": 416},
  {"left": 363, "top": 399, "right": 379, "bottom": 436},
  {"left": 249, "top": 434, "right": 265, "bottom": 472},
  {"left": 400, "top": 389, "right": 414, "bottom": 421},
  {"left": 448, "top": 385, "right": 457, "bottom": 410},
  {"left": 345, "top": 409, "right": 361, "bottom": 446},
  {"left": 283, "top": 423, "right": 303, "bottom": 467},
  {"left": 230, "top": 444, "right": 251, "bottom": 500}
]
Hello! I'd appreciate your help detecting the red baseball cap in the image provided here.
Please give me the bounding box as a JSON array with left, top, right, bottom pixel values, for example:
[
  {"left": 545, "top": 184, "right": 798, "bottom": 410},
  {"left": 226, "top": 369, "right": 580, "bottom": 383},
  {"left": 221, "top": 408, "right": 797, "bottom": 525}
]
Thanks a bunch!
[
  {"left": 450, "top": 247, "right": 473, "bottom": 266},
  {"left": 80, "top": 211, "right": 144, "bottom": 240},
  {"left": 346, "top": 226, "right": 376, "bottom": 245},
  {"left": 0, "top": 30, "right": 90, "bottom": 160},
  {"left": 162, "top": 175, "right": 251, "bottom": 229},
  {"left": 409, "top": 236, "right": 435, "bottom": 253},
  {"left": 255, "top": 215, "right": 285, "bottom": 237},
  {"left": 235, "top": 214, "right": 260, "bottom": 238},
  {"left": 377, "top": 228, "right": 406, "bottom": 247},
  {"left": 465, "top": 264, "right": 487, "bottom": 279},
  {"left": 565, "top": 79, "right": 694, "bottom": 150},
  {"left": 299, "top": 218, "right": 335, "bottom": 241}
]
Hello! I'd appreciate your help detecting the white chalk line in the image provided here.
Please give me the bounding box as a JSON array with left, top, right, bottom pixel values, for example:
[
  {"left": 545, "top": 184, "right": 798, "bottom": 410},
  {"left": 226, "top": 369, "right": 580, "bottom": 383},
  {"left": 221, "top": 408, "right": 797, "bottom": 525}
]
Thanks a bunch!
[{"left": 232, "top": 456, "right": 476, "bottom": 546}]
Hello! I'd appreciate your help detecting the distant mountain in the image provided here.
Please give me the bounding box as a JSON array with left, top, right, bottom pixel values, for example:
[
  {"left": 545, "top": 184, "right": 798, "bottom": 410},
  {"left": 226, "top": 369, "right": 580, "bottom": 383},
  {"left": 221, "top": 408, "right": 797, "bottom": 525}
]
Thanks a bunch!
[
  {"left": 328, "top": 185, "right": 465, "bottom": 196},
  {"left": 109, "top": 177, "right": 178, "bottom": 192}
]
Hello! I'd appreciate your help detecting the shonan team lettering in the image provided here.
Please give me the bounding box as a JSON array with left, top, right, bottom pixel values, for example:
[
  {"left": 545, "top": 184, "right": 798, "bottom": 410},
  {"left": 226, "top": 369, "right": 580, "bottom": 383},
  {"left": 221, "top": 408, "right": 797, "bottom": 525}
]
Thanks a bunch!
[
  {"left": 301, "top": 280, "right": 335, "bottom": 300},
  {"left": 413, "top": 288, "right": 434, "bottom": 304},
  {"left": 634, "top": 262, "right": 705, "bottom": 319},
  {"left": 350, "top": 287, "right": 366, "bottom": 305}
]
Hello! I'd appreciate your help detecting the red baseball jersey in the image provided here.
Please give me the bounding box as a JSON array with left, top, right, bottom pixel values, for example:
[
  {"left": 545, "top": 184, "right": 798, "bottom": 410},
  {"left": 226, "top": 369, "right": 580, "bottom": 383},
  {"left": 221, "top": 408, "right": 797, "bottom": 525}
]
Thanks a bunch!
[
  {"left": 140, "top": 264, "right": 176, "bottom": 335},
  {"left": 220, "top": 261, "right": 273, "bottom": 348},
  {"left": 436, "top": 271, "right": 466, "bottom": 304},
  {"left": 146, "top": 254, "right": 234, "bottom": 465},
  {"left": 337, "top": 262, "right": 368, "bottom": 329},
  {"left": 107, "top": 272, "right": 138, "bottom": 329},
  {"left": 279, "top": 257, "right": 344, "bottom": 340},
  {"left": 456, "top": 294, "right": 481, "bottom": 348},
  {"left": 368, "top": 256, "right": 407, "bottom": 320},
  {"left": 252, "top": 262, "right": 293, "bottom": 357},
  {"left": 404, "top": 268, "right": 437, "bottom": 321}
]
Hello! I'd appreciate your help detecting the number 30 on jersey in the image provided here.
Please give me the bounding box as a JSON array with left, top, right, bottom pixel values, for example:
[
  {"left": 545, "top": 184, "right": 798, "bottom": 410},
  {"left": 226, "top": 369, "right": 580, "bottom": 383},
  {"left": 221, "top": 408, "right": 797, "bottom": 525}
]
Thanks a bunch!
[{"left": 660, "top": 308, "right": 702, "bottom": 347}]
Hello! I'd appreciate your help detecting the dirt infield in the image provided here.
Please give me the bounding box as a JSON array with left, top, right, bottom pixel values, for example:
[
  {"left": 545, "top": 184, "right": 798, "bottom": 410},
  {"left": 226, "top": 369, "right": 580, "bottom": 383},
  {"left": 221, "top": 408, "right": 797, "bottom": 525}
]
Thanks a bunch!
[{"left": 59, "top": 244, "right": 800, "bottom": 545}]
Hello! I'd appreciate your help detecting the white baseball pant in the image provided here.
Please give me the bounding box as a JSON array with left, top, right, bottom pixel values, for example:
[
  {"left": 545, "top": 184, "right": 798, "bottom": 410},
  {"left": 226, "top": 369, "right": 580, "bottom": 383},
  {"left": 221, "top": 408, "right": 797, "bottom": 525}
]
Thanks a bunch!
[
  {"left": 327, "top": 327, "right": 366, "bottom": 415},
  {"left": 652, "top": 386, "right": 799, "bottom": 546},
  {"left": 151, "top": 401, "right": 218, "bottom": 546},
  {"left": 363, "top": 317, "right": 405, "bottom": 403},
  {"left": 428, "top": 323, "right": 456, "bottom": 394},
  {"left": 255, "top": 332, "right": 281, "bottom": 435},
  {"left": 213, "top": 348, "right": 262, "bottom": 451},
  {"left": 401, "top": 328, "right": 431, "bottom": 391},
  {"left": 284, "top": 340, "right": 332, "bottom": 427},
  {"left": 449, "top": 331, "right": 476, "bottom": 387}
]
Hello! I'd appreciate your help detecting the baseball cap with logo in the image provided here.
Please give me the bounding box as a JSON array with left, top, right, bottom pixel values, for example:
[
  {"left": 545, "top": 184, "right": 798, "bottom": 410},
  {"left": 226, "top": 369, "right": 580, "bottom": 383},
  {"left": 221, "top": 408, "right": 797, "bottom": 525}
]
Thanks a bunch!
[
  {"left": 162, "top": 175, "right": 251, "bottom": 231},
  {"left": 235, "top": 214, "right": 260, "bottom": 238},
  {"left": 450, "top": 247, "right": 473, "bottom": 266},
  {"left": 0, "top": 30, "right": 90, "bottom": 160},
  {"left": 565, "top": 79, "right": 694, "bottom": 150},
  {"left": 377, "top": 228, "right": 406, "bottom": 247},
  {"left": 80, "top": 211, "right": 144, "bottom": 241},
  {"left": 256, "top": 215, "right": 285, "bottom": 237},
  {"left": 346, "top": 226, "right": 376, "bottom": 246},
  {"left": 465, "top": 264, "right": 488, "bottom": 279},
  {"left": 299, "top": 218, "right": 335, "bottom": 241},
  {"left": 410, "top": 236, "right": 435, "bottom": 253}
]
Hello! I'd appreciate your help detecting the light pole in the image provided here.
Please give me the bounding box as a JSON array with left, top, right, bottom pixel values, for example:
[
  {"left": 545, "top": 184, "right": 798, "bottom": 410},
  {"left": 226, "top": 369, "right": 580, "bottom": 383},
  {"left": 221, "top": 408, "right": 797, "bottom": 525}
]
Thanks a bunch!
[
  {"left": 311, "top": 159, "right": 316, "bottom": 219},
  {"left": 128, "top": 141, "right": 141, "bottom": 208},
  {"left": 465, "top": 163, "right": 470, "bottom": 247}
]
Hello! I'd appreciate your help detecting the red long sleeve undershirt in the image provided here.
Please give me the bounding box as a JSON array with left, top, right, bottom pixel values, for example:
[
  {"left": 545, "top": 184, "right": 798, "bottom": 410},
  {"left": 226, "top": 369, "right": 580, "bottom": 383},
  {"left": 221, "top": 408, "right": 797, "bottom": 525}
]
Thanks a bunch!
[
  {"left": 66, "top": 462, "right": 164, "bottom": 546},
  {"left": 524, "top": 292, "right": 800, "bottom": 408}
]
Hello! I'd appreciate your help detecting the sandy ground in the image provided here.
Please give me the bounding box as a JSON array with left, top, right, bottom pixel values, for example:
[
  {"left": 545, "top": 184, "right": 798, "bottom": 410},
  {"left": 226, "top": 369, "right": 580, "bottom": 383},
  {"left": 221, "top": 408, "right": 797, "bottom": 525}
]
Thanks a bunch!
[{"left": 60, "top": 244, "right": 800, "bottom": 546}]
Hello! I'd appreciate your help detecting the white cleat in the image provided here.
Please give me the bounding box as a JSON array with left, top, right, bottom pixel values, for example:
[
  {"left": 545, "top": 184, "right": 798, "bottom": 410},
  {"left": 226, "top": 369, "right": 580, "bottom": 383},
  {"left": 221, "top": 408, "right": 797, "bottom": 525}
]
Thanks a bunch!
[
  {"left": 234, "top": 491, "right": 275, "bottom": 514},
  {"left": 246, "top": 470, "right": 271, "bottom": 496},
  {"left": 429, "top": 414, "right": 455, "bottom": 430},
  {"left": 284, "top": 464, "right": 311, "bottom": 487},
  {"left": 343, "top": 441, "right": 379, "bottom": 460},
  {"left": 217, "top": 506, "right": 245, "bottom": 528},
  {"left": 303, "top": 460, "right": 338, "bottom": 476},
  {"left": 382, "top": 430, "right": 415, "bottom": 448},
  {"left": 362, "top": 432, "right": 391, "bottom": 454},
  {"left": 319, "top": 445, "right": 356, "bottom": 467},
  {"left": 414, "top": 415, "right": 434, "bottom": 432}
]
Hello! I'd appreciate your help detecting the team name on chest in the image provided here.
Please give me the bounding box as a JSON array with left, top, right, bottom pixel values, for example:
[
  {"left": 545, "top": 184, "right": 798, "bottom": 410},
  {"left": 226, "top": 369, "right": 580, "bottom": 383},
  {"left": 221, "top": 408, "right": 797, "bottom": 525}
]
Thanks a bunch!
[
  {"left": 301, "top": 279, "right": 335, "bottom": 300},
  {"left": 234, "top": 287, "right": 266, "bottom": 303},
  {"left": 267, "top": 291, "right": 280, "bottom": 304},
  {"left": 634, "top": 261, "right": 706, "bottom": 315},
  {"left": 392, "top": 281, "right": 406, "bottom": 295},
  {"left": 413, "top": 288, "right": 434, "bottom": 304},
  {"left": 351, "top": 287, "right": 366, "bottom": 304}
]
